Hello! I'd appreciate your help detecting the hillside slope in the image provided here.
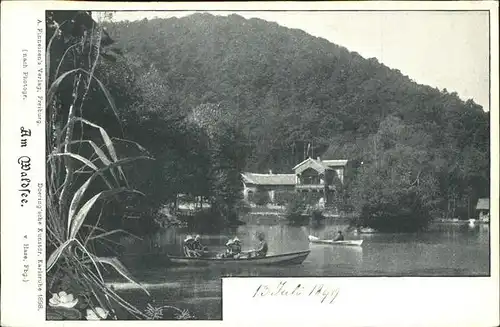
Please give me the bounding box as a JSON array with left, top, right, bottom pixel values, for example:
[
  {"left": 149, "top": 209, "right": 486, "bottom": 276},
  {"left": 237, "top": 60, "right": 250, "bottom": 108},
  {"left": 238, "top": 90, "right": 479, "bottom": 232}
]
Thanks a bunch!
[
  {"left": 101, "top": 13, "right": 489, "bottom": 219},
  {"left": 105, "top": 13, "right": 487, "bottom": 167}
]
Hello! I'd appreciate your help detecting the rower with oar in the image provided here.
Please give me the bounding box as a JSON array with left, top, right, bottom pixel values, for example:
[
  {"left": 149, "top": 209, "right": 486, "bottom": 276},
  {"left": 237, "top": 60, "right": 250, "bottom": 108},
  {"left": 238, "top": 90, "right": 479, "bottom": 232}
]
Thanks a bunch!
[
  {"left": 183, "top": 235, "right": 200, "bottom": 257},
  {"left": 245, "top": 232, "right": 268, "bottom": 258},
  {"left": 193, "top": 234, "right": 208, "bottom": 252},
  {"left": 333, "top": 230, "right": 344, "bottom": 242}
]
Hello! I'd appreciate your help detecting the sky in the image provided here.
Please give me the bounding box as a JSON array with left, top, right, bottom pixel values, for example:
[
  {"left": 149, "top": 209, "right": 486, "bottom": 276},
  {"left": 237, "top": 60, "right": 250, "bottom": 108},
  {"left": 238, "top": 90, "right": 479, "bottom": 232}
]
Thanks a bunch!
[{"left": 103, "top": 10, "right": 490, "bottom": 111}]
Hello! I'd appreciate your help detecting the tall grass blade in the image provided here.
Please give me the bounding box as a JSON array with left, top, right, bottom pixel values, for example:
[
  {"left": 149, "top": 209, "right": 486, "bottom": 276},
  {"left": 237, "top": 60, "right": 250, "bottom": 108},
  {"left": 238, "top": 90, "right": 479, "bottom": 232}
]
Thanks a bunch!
[
  {"left": 78, "top": 140, "right": 112, "bottom": 165},
  {"left": 82, "top": 205, "right": 106, "bottom": 246},
  {"left": 47, "top": 239, "right": 73, "bottom": 272},
  {"left": 46, "top": 24, "right": 60, "bottom": 88},
  {"left": 46, "top": 69, "right": 122, "bottom": 130},
  {"left": 46, "top": 68, "right": 80, "bottom": 107},
  {"left": 74, "top": 240, "right": 105, "bottom": 283},
  {"left": 55, "top": 43, "right": 79, "bottom": 81},
  {"left": 67, "top": 156, "right": 152, "bottom": 236},
  {"left": 111, "top": 138, "right": 149, "bottom": 154},
  {"left": 96, "top": 257, "right": 151, "bottom": 296},
  {"left": 92, "top": 75, "right": 122, "bottom": 131},
  {"left": 70, "top": 187, "right": 142, "bottom": 239},
  {"left": 49, "top": 152, "right": 99, "bottom": 171},
  {"left": 69, "top": 193, "right": 104, "bottom": 239},
  {"left": 75, "top": 118, "right": 128, "bottom": 186},
  {"left": 51, "top": 151, "right": 116, "bottom": 194},
  {"left": 66, "top": 139, "right": 120, "bottom": 187},
  {"left": 88, "top": 229, "right": 143, "bottom": 241}
]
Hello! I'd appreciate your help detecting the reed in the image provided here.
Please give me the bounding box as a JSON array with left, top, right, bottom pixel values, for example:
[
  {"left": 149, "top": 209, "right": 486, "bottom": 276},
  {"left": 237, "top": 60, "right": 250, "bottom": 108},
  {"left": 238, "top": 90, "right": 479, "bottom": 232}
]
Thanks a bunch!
[{"left": 45, "top": 13, "right": 187, "bottom": 320}]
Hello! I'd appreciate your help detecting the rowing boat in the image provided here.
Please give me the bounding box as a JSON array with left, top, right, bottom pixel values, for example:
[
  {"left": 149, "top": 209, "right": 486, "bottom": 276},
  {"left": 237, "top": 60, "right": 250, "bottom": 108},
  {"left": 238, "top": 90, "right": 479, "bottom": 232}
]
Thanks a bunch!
[
  {"left": 308, "top": 235, "right": 363, "bottom": 247},
  {"left": 168, "top": 250, "right": 311, "bottom": 266}
]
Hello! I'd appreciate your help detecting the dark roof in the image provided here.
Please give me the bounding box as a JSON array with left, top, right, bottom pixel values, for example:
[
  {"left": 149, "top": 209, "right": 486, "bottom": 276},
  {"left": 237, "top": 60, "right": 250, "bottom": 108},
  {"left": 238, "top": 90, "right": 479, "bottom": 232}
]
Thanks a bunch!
[
  {"left": 476, "top": 198, "right": 490, "bottom": 210},
  {"left": 241, "top": 173, "right": 296, "bottom": 186}
]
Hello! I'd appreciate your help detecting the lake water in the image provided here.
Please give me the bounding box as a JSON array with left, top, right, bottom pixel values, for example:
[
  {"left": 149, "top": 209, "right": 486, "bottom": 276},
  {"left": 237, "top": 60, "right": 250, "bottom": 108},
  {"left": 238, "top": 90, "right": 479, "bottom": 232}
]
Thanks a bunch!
[{"left": 114, "top": 216, "right": 490, "bottom": 320}]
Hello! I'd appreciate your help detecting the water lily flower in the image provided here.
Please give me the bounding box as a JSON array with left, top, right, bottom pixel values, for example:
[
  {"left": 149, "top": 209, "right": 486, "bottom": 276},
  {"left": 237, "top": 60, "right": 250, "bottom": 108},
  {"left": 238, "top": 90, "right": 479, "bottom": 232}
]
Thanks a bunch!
[
  {"left": 145, "top": 303, "right": 163, "bottom": 320},
  {"left": 48, "top": 291, "right": 78, "bottom": 308},
  {"left": 175, "top": 309, "right": 193, "bottom": 320},
  {"left": 86, "top": 307, "right": 109, "bottom": 320}
]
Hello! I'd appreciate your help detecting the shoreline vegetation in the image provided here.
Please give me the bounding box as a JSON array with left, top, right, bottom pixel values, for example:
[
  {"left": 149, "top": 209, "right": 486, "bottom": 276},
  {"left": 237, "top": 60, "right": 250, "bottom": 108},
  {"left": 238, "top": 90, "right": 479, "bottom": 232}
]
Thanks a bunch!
[
  {"left": 45, "top": 11, "right": 191, "bottom": 321},
  {"left": 152, "top": 198, "right": 484, "bottom": 236},
  {"left": 45, "top": 10, "right": 489, "bottom": 320}
]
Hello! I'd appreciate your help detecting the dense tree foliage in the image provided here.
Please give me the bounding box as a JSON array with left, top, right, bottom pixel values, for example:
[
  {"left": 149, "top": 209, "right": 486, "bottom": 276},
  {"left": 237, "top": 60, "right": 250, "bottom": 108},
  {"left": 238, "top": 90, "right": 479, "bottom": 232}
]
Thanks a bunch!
[
  {"left": 97, "top": 13, "right": 489, "bottom": 228},
  {"left": 71, "top": 25, "right": 248, "bottom": 226}
]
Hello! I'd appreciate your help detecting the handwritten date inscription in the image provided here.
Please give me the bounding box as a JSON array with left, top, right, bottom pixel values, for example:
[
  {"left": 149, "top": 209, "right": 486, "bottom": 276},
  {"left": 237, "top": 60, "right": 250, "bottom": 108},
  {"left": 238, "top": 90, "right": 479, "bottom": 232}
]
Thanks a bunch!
[{"left": 253, "top": 281, "right": 340, "bottom": 304}]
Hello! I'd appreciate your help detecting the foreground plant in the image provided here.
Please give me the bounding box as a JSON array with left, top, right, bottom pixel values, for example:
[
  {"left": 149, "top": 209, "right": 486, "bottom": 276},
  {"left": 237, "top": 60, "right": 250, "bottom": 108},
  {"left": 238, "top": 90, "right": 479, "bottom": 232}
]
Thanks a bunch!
[
  {"left": 144, "top": 303, "right": 194, "bottom": 320},
  {"left": 45, "top": 11, "right": 188, "bottom": 320},
  {"left": 49, "top": 291, "right": 79, "bottom": 309},
  {"left": 86, "top": 307, "right": 109, "bottom": 320}
]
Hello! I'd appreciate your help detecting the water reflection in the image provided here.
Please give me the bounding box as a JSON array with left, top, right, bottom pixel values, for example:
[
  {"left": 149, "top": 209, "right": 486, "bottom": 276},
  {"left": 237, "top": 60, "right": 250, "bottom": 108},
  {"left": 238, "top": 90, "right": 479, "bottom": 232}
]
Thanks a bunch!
[
  {"left": 121, "top": 219, "right": 490, "bottom": 276},
  {"left": 117, "top": 219, "right": 490, "bottom": 319}
]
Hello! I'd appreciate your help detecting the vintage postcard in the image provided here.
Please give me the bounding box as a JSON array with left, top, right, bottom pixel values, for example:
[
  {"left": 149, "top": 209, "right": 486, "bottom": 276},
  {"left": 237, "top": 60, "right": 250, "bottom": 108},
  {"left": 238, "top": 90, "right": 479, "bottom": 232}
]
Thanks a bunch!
[{"left": 1, "top": 1, "right": 499, "bottom": 326}]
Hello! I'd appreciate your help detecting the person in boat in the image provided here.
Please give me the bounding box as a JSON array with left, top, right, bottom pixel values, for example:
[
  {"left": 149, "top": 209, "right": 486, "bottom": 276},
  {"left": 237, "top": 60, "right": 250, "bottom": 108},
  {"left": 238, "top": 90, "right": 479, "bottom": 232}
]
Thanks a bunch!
[
  {"left": 230, "top": 237, "right": 242, "bottom": 258},
  {"left": 217, "top": 239, "right": 231, "bottom": 258},
  {"left": 183, "top": 235, "right": 200, "bottom": 257},
  {"left": 220, "top": 238, "right": 235, "bottom": 258},
  {"left": 219, "top": 237, "right": 243, "bottom": 258},
  {"left": 192, "top": 234, "right": 208, "bottom": 256},
  {"left": 249, "top": 232, "right": 268, "bottom": 258},
  {"left": 333, "top": 231, "right": 344, "bottom": 241}
]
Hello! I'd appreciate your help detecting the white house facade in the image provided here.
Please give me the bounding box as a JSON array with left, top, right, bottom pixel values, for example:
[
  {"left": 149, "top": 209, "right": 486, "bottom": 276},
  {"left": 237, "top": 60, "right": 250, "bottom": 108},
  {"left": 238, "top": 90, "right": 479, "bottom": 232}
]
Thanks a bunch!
[{"left": 242, "top": 157, "right": 348, "bottom": 204}]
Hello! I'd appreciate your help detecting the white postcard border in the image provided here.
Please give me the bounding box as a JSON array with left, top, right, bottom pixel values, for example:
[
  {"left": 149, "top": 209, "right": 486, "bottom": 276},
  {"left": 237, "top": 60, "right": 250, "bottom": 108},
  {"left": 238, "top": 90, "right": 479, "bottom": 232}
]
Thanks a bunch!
[{"left": 1, "top": 1, "right": 498, "bottom": 327}]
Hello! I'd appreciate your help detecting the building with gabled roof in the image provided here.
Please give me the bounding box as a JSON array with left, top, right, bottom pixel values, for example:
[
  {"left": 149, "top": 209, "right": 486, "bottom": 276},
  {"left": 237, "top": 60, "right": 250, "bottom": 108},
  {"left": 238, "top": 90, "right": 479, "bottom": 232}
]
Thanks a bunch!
[
  {"left": 242, "top": 157, "right": 348, "bottom": 204},
  {"left": 241, "top": 172, "right": 296, "bottom": 203}
]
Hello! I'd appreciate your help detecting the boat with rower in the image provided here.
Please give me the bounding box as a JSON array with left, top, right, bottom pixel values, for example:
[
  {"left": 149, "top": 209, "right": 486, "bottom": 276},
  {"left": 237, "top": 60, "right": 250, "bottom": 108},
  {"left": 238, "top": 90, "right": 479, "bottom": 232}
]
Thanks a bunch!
[
  {"left": 167, "top": 250, "right": 311, "bottom": 266},
  {"left": 308, "top": 235, "right": 363, "bottom": 247}
]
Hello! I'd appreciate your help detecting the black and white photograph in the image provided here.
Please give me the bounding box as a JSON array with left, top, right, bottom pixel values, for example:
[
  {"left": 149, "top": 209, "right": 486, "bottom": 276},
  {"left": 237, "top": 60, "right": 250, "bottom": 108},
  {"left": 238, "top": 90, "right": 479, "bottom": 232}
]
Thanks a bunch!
[
  {"left": 1, "top": 2, "right": 497, "bottom": 326},
  {"left": 43, "top": 8, "right": 492, "bottom": 321}
]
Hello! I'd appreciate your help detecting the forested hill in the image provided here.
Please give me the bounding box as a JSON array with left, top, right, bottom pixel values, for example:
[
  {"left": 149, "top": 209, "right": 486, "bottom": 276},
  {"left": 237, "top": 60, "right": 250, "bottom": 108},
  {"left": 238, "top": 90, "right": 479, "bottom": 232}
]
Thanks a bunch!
[
  {"left": 99, "top": 13, "right": 489, "bottom": 220},
  {"left": 104, "top": 13, "right": 487, "bottom": 171}
]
